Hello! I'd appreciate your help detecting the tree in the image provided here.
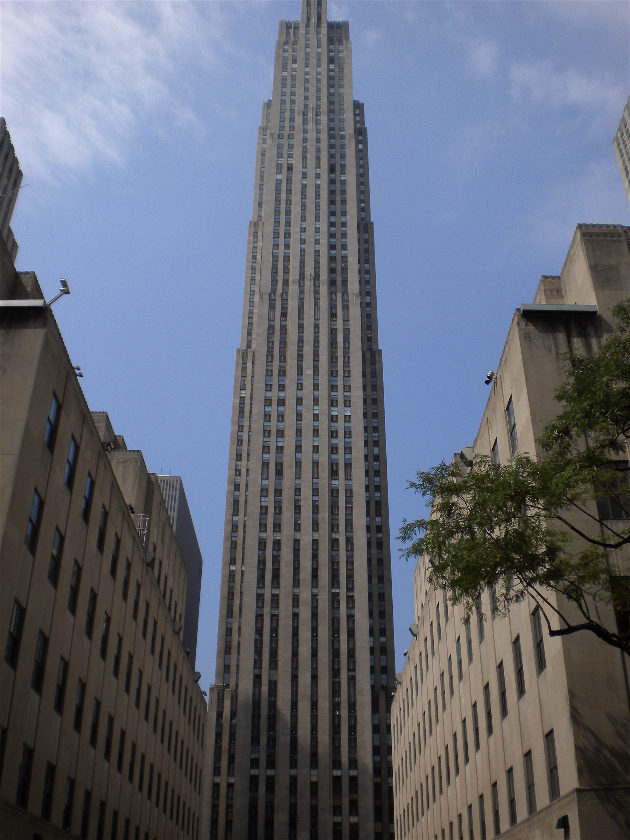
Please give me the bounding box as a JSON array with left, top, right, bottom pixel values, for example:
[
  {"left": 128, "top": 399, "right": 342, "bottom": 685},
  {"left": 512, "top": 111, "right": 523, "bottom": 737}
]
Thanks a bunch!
[{"left": 399, "top": 300, "right": 630, "bottom": 655}]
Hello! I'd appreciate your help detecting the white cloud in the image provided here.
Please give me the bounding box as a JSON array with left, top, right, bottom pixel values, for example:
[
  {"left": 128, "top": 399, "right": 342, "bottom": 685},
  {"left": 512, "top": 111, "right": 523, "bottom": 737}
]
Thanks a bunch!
[
  {"left": 0, "top": 1, "right": 229, "bottom": 183},
  {"left": 509, "top": 60, "right": 625, "bottom": 115},
  {"left": 468, "top": 40, "right": 499, "bottom": 79}
]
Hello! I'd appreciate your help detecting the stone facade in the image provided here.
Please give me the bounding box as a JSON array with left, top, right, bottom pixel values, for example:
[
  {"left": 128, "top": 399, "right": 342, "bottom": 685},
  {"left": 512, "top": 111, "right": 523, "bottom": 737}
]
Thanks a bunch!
[
  {"left": 0, "top": 244, "right": 206, "bottom": 840},
  {"left": 391, "top": 225, "right": 630, "bottom": 840},
  {"left": 203, "top": 1, "right": 396, "bottom": 838}
]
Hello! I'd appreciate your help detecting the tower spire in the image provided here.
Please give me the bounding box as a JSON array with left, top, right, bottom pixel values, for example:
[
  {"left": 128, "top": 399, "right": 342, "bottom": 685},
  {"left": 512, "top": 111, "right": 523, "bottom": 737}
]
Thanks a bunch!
[{"left": 301, "top": 0, "right": 326, "bottom": 28}]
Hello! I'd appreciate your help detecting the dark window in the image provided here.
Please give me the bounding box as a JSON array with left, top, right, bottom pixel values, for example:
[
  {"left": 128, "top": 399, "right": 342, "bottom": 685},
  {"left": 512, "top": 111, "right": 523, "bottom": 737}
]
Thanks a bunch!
[
  {"left": 48, "top": 528, "right": 64, "bottom": 587},
  {"left": 513, "top": 635, "right": 525, "bottom": 698},
  {"left": 531, "top": 607, "right": 546, "bottom": 674},
  {"left": 41, "top": 761, "right": 56, "bottom": 820},
  {"left": 596, "top": 461, "right": 630, "bottom": 520},
  {"left": 506, "top": 767, "right": 516, "bottom": 825},
  {"left": 524, "top": 750, "right": 536, "bottom": 815},
  {"left": 68, "top": 560, "right": 82, "bottom": 615},
  {"left": 64, "top": 437, "right": 79, "bottom": 489},
  {"left": 462, "top": 718, "right": 469, "bottom": 764},
  {"left": 110, "top": 534, "right": 120, "bottom": 578},
  {"left": 545, "top": 730, "right": 560, "bottom": 801},
  {"left": 81, "top": 789, "right": 92, "bottom": 838},
  {"left": 497, "top": 661, "right": 508, "bottom": 718},
  {"left": 96, "top": 800, "right": 105, "bottom": 840},
  {"left": 85, "top": 588, "right": 97, "bottom": 639},
  {"left": 117, "top": 729, "right": 126, "bottom": 773},
  {"left": 104, "top": 715, "right": 114, "bottom": 762},
  {"left": 16, "top": 743, "right": 34, "bottom": 808},
  {"left": 74, "top": 679, "right": 86, "bottom": 732},
  {"left": 142, "top": 601, "right": 149, "bottom": 639},
  {"left": 31, "top": 629, "right": 49, "bottom": 694},
  {"left": 81, "top": 474, "right": 94, "bottom": 523},
  {"left": 505, "top": 396, "right": 518, "bottom": 456},
  {"left": 456, "top": 636, "right": 463, "bottom": 680},
  {"left": 472, "top": 702, "right": 480, "bottom": 751},
  {"left": 478, "top": 794, "right": 486, "bottom": 840},
  {"left": 465, "top": 620, "right": 473, "bottom": 663},
  {"left": 132, "top": 581, "right": 140, "bottom": 620},
  {"left": 122, "top": 559, "right": 131, "bottom": 601},
  {"left": 44, "top": 393, "right": 61, "bottom": 450},
  {"left": 96, "top": 505, "right": 108, "bottom": 553},
  {"left": 25, "top": 489, "right": 44, "bottom": 553},
  {"left": 483, "top": 683, "right": 493, "bottom": 736},
  {"left": 62, "top": 775, "right": 75, "bottom": 830},
  {"left": 135, "top": 669, "right": 142, "bottom": 709},
  {"left": 90, "top": 698, "right": 101, "bottom": 748},
  {"left": 54, "top": 656, "right": 69, "bottom": 714},
  {"left": 124, "top": 653, "right": 133, "bottom": 694},
  {"left": 5, "top": 598, "right": 25, "bottom": 668},
  {"left": 100, "top": 613, "right": 110, "bottom": 660},
  {"left": 128, "top": 741, "right": 136, "bottom": 783},
  {"left": 490, "top": 781, "right": 500, "bottom": 836},
  {"left": 113, "top": 634, "right": 122, "bottom": 678}
]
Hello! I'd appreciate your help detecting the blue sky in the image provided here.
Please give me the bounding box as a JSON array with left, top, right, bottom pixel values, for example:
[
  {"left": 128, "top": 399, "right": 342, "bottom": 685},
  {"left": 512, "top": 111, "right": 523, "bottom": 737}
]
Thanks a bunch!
[{"left": 3, "top": 0, "right": 629, "bottom": 688}]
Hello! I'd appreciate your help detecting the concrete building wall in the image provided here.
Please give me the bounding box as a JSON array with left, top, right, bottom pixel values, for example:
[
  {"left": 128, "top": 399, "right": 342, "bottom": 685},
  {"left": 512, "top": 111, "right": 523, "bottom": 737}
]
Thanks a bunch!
[
  {"left": 391, "top": 225, "right": 630, "bottom": 840},
  {"left": 0, "top": 252, "right": 206, "bottom": 840},
  {"left": 613, "top": 96, "right": 630, "bottom": 203}
]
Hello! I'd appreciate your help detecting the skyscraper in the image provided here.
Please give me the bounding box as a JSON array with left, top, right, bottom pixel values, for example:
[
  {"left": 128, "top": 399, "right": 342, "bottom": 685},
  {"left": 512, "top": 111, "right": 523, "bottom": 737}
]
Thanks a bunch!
[
  {"left": 613, "top": 96, "right": 630, "bottom": 203},
  {"left": 204, "top": 1, "right": 395, "bottom": 838}
]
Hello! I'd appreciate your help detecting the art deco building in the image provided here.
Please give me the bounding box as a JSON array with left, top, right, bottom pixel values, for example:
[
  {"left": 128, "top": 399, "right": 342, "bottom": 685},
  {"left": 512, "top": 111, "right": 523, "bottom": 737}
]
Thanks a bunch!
[
  {"left": 0, "top": 117, "right": 22, "bottom": 260},
  {"left": 204, "top": 1, "right": 396, "bottom": 838},
  {"left": 0, "top": 167, "right": 206, "bottom": 837},
  {"left": 157, "top": 476, "right": 203, "bottom": 666},
  {"left": 392, "top": 225, "right": 630, "bottom": 840},
  {"left": 613, "top": 96, "right": 630, "bottom": 202}
]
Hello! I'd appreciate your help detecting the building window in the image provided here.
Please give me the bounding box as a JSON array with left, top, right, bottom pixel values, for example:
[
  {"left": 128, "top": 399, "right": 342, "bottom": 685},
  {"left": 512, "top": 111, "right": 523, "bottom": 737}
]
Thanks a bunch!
[
  {"left": 81, "top": 789, "right": 92, "bottom": 838},
  {"left": 497, "top": 661, "right": 508, "bottom": 718},
  {"left": 85, "top": 588, "right": 97, "bottom": 639},
  {"left": 472, "top": 702, "right": 480, "bottom": 751},
  {"left": 65, "top": 437, "right": 79, "bottom": 489},
  {"left": 96, "top": 505, "right": 108, "bottom": 553},
  {"left": 478, "top": 794, "right": 487, "bottom": 840},
  {"left": 81, "top": 473, "right": 94, "bottom": 523},
  {"left": 90, "top": 698, "right": 101, "bottom": 748},
  {"left": 5, "top": 598, "right": 25, "bottom": 669},
  {"left": 523, "top": 750, "right": 536, "bottom": 815},
  {"left": 490, "top": 781, "right": 500, "bottom": 836},
  {"left": 491, "top": 438, "right": 499, "bottom": 465},
  {"left": 113, "top": 634, "right": 122, "bottom": 678},
  {"left": 48, "top": 527, "right": 64, "bottom": 587},
  {"left": 44, "top": 393, "right": 61, "bottom": 450},
  {"left": 545, "top": 729, "right": 560, "bottom": 801},
  {"left": 74, "top": 679, "right": 86, "bottom": 732},
  {"left": 25, "top": 489, "right": 44, "bottom": 553},
  {"left": 16, "top": 743, "right": 34, "bottom": 809},
  {"left": 505, "top": 396, "right": 518, "bottom": 456},
  {"left": 122, "top": 559, "right": 131, "bottom": 601},
  {"left": 41, "top": 761, "right": 56, "bottom": 821},
  {"left": 104, "top": 715, "right": 114, "bottom": 762},
  {"left": 117, "top": 729, "right": 126, "bottom": 773},
  {"left": 110, "top": 533, "right": 120, "bottom": 578},
  {"left": 62, "top": 775, "right": 75, "bottom": 830},
  {"left": 506, "top": 767, "right": 516, "bottom": 826},
  {"left": 531, "top": 607, "right": 546, "bottom": 674},
  {"left": 483, "top": 682, "right": 493, "bottom": 736},
  {"left": 100, "top": 613, "right": 110, "bottom": 659},
  {"left": 68, "top": 560, "right": 81, "bottom": 615},
  {"left": 462, "top": 718, "right": 469, "bottom": 764},
  {"left": 54, "top": 656, "right": 68, "bottom": 714},
  {"left": 31, "top": 629, "right": 49, "bottom": 694},
  {"left": 513, "top": 635, "right": 525, "bottom": 698},
  {"left": 595, "top": 461, "right": 630, "bottom": 520}
]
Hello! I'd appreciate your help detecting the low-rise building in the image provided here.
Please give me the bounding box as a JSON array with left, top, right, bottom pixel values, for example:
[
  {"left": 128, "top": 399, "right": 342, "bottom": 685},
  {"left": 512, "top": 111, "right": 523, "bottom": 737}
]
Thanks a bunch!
[
  {"left": 392, "top": 225, "right": 630, "bottom": 840},
  {"left": 0, "top": 240, "right": 206, "bottom": 840}
]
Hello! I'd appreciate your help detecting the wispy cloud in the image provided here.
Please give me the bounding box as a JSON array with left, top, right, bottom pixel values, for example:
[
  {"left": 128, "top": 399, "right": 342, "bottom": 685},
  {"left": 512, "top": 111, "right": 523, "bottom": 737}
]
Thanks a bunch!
[
  {"left": 1, "top": 2, "right": 229, "bottom": 183},
  {"left": 509, "top": 60, "right": 624, "bottom": 115},
  {"left": 468, "top": 40, "right": 499, "bottom": 79}
]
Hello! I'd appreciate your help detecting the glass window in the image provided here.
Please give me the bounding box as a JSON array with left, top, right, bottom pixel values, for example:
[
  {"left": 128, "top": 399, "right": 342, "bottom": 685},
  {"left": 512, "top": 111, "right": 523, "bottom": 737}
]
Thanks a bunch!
[
  {"left": 25, "top": 489, "right": 44, "bottom": 554},
  {"left": 505, "top": 396, "right": 518, "bottom": 456},
  {"left": 513, "top": 635, "right": 525, "bottom": 698},
  {"left": 44, "top": 393, "right": 61, "bottom": 450},
  {"left": 5, "top": 599, "right": 25, "bottom": 669},
  {"left": 31, "top": 629, "right": 48, "bottom": 694},
  {"left": 64, "top": 437, "right": 79, "bottom": 488},
  {"left": 48, "top": 528, "right": 64, "bottom": 587},
  {"left": 545, "top": 730, "right": 560, "bottom": 801},
  {"left": 524, "top": 750, "right": 536, "bottom": 815},
  {"left": 81, "top": 473, "right": 94, "bottom": 523},
  {"left": 531, "top": 607, "right": 546, "bottom": 674},
  {"left": 54, "top": 656, "right": 69, "bottom": 714}
]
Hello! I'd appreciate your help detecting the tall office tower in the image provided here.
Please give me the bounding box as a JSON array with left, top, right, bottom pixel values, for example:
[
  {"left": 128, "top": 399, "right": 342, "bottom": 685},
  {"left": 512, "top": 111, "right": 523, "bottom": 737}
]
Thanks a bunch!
[
  {"left": 205, "top": 1, "right": 395, "bottom": 838},
  {"left": 158, "top": 476, "right": 203, "bottom": 665},
  {"left": 613, "top": 96, "right": 630, "bottom": 202},
  {"left": 0, "top": 118, "right": 22, "bottom": 261}
]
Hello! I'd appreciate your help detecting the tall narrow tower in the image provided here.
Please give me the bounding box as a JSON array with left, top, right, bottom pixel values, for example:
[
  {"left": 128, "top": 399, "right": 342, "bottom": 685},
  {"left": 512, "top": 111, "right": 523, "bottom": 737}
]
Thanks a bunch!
[{"left": 206, "top": 2, "right": 395, "bottom": 837}]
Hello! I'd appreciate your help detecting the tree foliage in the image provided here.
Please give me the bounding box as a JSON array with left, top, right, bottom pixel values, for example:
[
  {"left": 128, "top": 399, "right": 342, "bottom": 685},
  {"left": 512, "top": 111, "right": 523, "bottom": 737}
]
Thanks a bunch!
[{"left": 400, "top": 300, "right": 630, "bottom": 655}]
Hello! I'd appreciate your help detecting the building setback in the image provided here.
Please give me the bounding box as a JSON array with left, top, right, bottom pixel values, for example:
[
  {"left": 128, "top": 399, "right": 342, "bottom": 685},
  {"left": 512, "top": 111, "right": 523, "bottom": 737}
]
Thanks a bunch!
[
  {"left": 0, "top": 236, "right": 206, "bottom": 837},
  {"left": 157, "top": 476, "right": 203, "bottom": 666},
  {"left": 203, "top": 1, "right": 396, "bottom": 838},
  {"left": 613, "top": 96, "right": 630, "bottom": 203},
  {"left": 391, "top": 224, "right": 630, "bottom": 840},
  {"left": 0, "top": 118, "right": 21, "bottom": 261}
]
